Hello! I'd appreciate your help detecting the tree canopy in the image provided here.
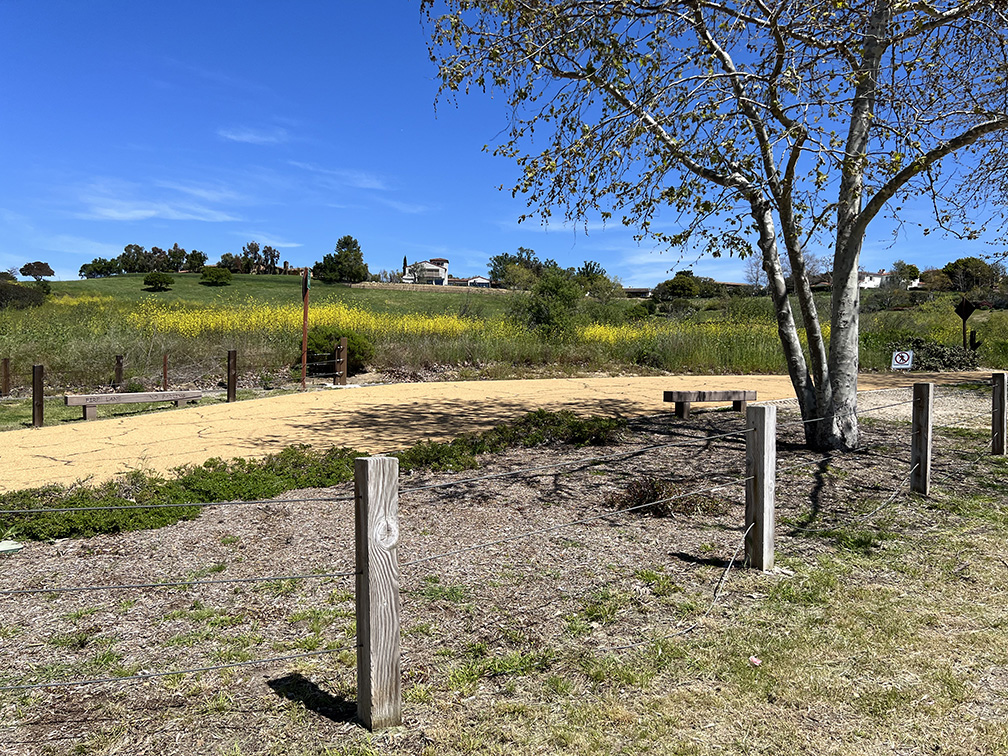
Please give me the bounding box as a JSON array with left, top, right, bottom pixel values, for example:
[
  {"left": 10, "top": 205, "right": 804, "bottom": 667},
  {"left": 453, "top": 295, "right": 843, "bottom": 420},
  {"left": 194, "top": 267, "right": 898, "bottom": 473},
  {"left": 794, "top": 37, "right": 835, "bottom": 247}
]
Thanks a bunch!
[
  {"left": 942, "top": 256, "right": 1005, "bottom": 293},
  {"left": 313, "top": 236, "right": 370, "bottom": 283},
  {"left": 426, "top": 0, "right": 1008, "bottom": 449},
  {"left": 19, "top": 261, "right": 54, "bottom": 281}
]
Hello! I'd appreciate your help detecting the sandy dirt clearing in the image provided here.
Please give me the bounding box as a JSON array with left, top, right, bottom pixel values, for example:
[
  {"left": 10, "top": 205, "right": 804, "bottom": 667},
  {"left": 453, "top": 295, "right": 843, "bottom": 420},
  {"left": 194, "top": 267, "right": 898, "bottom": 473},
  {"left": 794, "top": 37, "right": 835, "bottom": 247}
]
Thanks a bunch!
[{"left": 0, "top": 371, "right": 990, "bottom": 492}]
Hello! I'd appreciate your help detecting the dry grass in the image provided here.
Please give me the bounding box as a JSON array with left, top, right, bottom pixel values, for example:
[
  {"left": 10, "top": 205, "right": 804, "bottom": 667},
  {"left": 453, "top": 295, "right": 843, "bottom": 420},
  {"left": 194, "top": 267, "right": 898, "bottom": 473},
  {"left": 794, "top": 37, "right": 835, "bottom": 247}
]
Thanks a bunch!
[{"left": 2, "top": 395, "right": 1007, "bottom": 755}]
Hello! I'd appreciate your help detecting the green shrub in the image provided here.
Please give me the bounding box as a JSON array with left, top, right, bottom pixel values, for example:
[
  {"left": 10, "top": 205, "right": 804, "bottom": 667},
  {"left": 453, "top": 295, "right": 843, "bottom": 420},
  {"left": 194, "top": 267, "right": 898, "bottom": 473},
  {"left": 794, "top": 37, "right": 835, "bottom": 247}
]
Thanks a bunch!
[
  {"left": 626, "top": 303, "right": 650, "bottom": 321},
  {"left": 507, "top": 268, "right": 584, "bottom": 339},
  {"left": 305, "top": 326, "right": 374, "bottom": 375},
  {"left": 0, "top": 280, "right": 46, "bottom": 309},
  {"left": 200, "top": 267, "right": 232, "bottom": 286},
  {"left": 143, "top": 272, "right": 174, "bottom": 291},
  {"left": 886, "top": 336, "right": 979, "bottom": 371}
]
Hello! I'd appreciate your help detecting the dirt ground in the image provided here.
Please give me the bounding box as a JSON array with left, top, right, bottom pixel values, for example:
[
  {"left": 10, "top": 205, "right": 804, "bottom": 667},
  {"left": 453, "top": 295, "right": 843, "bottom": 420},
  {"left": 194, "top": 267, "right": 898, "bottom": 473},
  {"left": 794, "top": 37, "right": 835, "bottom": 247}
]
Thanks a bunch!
[
  {"left": 0, "top": 392, "right": 1000, "bottom": 755},
  {"left": 0, "top": 371, "right": 991, "bottom": 492}
]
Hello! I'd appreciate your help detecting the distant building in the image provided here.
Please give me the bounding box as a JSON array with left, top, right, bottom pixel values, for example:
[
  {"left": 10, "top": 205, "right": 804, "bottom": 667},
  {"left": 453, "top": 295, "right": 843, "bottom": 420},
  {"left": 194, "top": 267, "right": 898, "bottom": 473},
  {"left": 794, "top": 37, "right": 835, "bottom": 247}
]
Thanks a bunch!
[
  {"left": 448, "top": 275, "right": 491, "bottom": 288},
  {"left": 859, "top": 270, "right": 889, "bottom": 289},
  {"left": 403, "top": 258, "right": 449, "bottom": 285},
  {"left": 622, "top": 287, "right": 652, "bottom": 299},
  {"left": 858, "top": 269, "right": 921, "bottom": 290}
]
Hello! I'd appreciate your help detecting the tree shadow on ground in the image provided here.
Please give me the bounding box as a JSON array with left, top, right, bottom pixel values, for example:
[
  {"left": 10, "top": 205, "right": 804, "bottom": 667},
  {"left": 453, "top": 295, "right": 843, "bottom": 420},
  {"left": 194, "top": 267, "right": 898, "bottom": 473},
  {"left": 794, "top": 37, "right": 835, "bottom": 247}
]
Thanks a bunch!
[{"left": 266, "top": 673, "right": 357, "bottom": 724}]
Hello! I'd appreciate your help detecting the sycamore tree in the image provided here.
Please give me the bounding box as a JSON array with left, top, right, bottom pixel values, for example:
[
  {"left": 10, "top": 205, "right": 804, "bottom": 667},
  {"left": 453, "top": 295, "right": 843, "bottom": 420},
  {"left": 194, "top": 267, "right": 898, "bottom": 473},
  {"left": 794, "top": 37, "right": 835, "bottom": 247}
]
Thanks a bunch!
[{"left": 424, "top": 0, "right": 1008, "bottom": 449}]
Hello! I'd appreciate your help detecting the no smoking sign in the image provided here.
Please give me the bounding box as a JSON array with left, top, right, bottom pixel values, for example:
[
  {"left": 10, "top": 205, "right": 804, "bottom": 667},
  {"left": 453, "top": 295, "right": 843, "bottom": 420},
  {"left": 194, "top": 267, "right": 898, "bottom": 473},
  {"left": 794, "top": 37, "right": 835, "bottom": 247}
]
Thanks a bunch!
[{"left": 891, "top": 350, "right": 914, "bottom": 370}]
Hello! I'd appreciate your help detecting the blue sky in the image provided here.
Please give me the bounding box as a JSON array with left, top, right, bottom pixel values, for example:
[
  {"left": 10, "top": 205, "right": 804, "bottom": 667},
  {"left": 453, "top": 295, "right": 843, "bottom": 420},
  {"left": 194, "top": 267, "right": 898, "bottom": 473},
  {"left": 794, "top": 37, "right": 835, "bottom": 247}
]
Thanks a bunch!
[{"left": 0, "top": 2, "right": 994, "bottom": 286}]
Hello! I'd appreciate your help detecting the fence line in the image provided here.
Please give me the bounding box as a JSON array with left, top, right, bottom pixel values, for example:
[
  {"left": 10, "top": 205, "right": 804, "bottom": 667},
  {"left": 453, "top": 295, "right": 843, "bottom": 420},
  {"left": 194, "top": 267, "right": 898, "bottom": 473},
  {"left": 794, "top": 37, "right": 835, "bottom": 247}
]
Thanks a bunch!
[
  {"left": 601, "top": 523, "right": 755, "bottom": 652},
  {"left": 0, "top": 566, "right": 357, "bottom": 597},
  {"left": 786, "top": 462, "right": 920, "bottom": 534},
  {"left": 0, "top": 493, "right": 355, "bottom": 516},
  {"left": 2, "top": 374, "right": 1004, "bottom": 735},
  {"left": 776, "top": 398, "right": 916, "bottom": 429},
  {"left": 0, "top": 645, "right": 356, "bottom": 694},
  {"left": 401, "top": 473, "right": 754, "bottom": 570},
  {"left": 398, "top": 426, "right": 755, "bottom": 498},
  {"left": 0, "top": 427, "right": 755, "bottom": 517}
]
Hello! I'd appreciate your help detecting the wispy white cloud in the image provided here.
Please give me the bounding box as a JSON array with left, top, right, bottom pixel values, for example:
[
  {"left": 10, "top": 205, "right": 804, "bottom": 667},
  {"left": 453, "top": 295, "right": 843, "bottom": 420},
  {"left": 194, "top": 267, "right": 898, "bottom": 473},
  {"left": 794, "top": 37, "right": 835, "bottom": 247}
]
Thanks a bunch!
[
  {"left": 154, "top": 180, "right": 247, "bottom": 204},
  {"left": 76, "top": 179, "right": 241, "bottom": 223},
  {"left": 217, "top": 126, "right": 290, "bottom": 145},
  {"left": 374, "top": 196, "right": 431, "bottom": 215},
  {"left": 40, "top": 234, "right": 123, "bottom": 259},
  {"left": 232, "top": 231, "right": 302, "bottom": 249},
  {"left": 288, "top": 161, "right": 389, "bottom": 191},
  {"left": 81, "top": 198, "right": 239, "bottom": 222}
]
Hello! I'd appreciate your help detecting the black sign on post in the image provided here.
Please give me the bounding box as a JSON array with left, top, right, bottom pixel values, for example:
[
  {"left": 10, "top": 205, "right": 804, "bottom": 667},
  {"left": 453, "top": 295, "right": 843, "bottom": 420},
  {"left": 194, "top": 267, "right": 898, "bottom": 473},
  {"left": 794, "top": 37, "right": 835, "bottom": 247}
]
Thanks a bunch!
[{"left": 954, "top": 296, "right": 977, "bottom": 350}]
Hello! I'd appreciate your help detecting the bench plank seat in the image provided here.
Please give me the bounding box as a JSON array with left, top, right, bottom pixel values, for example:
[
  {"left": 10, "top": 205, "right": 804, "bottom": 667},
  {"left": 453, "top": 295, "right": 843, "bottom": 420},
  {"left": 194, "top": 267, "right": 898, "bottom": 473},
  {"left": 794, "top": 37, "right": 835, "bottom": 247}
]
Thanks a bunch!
[
  {"left": 663, "top": 389, "right": 757, "bottom": 419},
  {"left": 65, "top": 390, "right": 202, "bottom": 420}
]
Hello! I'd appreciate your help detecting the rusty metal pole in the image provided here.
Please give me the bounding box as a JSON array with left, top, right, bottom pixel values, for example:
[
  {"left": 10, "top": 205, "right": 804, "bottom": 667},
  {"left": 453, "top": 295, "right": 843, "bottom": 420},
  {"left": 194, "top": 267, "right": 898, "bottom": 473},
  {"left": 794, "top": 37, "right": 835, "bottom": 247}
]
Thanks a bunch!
[{"left": 32, "top": 364, "right": 44, "bottom": 427}]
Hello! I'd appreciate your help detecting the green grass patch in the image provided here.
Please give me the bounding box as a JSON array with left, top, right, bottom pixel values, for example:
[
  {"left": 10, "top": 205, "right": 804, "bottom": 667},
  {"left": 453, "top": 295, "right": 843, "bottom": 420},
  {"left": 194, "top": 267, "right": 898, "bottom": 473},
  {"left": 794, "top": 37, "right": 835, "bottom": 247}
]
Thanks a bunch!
[
  {"left": 419, "top": 575, "right": 471, "bottom": 604},
  {"left": 0, "top": 410, "right": 624, "bottom": 541}
]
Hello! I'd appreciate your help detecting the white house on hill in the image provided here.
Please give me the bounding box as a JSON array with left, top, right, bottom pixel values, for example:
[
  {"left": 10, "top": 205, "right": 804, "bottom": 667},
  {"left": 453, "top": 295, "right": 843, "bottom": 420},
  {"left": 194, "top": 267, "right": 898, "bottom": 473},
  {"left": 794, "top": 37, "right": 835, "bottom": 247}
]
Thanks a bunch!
[
  {"left": 858, "top": 269, "right": 921, "bottom": 289},
  {"left": 403, "top": 258, "right": 449, "bottom": 285}
]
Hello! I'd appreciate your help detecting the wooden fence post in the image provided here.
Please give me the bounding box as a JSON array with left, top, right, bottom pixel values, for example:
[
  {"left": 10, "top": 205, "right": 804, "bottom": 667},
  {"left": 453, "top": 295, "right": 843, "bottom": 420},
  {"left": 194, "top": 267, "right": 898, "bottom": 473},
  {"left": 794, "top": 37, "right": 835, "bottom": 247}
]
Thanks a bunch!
[
  {"left": 354, "top": 456, "right": 401, "bottom": 731},
  {"left": 911, "top": 382, "right": 934, "bottom": 495},
  {"left": 333, "top": 336, "right": 348, "bottom": 386},
  {"left": 113, "top": 355, "right": 124, "bottom": 389},
  {"left": 2, "top": 357, "right": 9, "bottom": 397},
  {"left": 163, "top": 354, "right": 168, "bottom": 392},
  {"left": 32, "top": 364, "right": 43, "bottom": 428},
  {"left": 745, "top": 404, "right": 775, "bottom": 571},
  {"left": 227, "top": 350, "right": 237, "bottom": 403},
  {"left": 994, "top": 372, "right": 1006, "bottom": 456}
]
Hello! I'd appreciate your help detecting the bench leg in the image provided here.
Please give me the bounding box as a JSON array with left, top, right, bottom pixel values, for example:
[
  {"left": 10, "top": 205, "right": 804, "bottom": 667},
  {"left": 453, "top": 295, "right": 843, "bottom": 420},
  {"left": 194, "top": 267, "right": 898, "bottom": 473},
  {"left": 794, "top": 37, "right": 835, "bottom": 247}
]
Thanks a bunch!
[
  {"left": 675, "top": 401, "right": 690, "bottom": 419},
  {"left": 174, "top": 400, "right": 183, "bottom": 408},
  {"left": 83, "top": 405, "right": 97, "bottom": 421},
  {"left": 733, "top": 400, "right": 747, "bottom": 413}
]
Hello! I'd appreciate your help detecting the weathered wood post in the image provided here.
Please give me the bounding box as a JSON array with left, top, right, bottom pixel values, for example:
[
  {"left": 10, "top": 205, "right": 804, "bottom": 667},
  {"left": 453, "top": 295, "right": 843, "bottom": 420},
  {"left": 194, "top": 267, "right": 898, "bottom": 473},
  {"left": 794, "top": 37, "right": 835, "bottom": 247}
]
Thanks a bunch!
[
  {"left": 162, "top": 354, "right": 168, "bottom": 392},
  {"left": 333, "top": 336, "right": 348, "bottom": 386},
  {"left": 226, "top": 350, "right": 237, "bottom": 403},
  {"left": 911, "top": 382, "right": 934, "bottom": 495},
  {"left": 745, "top": 404, "right": 775, "bottom": 571},
  {"left": 994, "top": 372, "right": 1006, "bottom": 456},
  {"left": 1, "top": 357, "right": 9, "bottom": 397},
  {"left": 113, "top": 355, "right": 124, "bottom": 389},
  {"left": 354, "top": 456, "right": 401, "bottom": 731},
  {"left": 32, "top": 364, "right": 43, "bottom": 428}
]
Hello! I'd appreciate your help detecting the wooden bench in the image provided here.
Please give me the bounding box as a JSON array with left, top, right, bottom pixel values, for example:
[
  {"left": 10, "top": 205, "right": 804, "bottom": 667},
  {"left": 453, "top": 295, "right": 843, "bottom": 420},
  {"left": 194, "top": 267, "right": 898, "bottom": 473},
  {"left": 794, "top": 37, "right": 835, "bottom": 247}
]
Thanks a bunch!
[
  {"left": 65, "top": 390, "right": 202, "bottom": 420},
  {"left": 663, "top": 390, "right": 757, "bottom": 419}
]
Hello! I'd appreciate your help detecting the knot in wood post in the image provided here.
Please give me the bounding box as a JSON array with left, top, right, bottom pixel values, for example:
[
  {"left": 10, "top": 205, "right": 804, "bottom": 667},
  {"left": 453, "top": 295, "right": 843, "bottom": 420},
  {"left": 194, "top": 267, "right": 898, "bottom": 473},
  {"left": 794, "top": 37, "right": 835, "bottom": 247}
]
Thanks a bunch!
[{"left": 354, "top": 456, "right": 401, "bottom": 731}]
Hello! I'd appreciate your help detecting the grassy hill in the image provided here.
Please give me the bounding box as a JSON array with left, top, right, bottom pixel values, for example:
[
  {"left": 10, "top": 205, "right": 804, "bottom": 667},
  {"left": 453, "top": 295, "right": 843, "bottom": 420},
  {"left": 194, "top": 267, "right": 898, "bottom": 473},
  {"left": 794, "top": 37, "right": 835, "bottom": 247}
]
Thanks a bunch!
[
  {"left": 50, "top": 273, "right": 512, "bottom": 318},
  {"left": 0, "top": 275, "right": 1005, "bottom": 401}
]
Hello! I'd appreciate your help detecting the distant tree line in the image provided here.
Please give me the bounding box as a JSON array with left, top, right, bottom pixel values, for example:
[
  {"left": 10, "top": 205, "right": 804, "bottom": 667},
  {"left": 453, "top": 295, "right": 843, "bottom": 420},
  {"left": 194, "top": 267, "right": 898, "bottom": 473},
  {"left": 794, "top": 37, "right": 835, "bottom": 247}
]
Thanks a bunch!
[
  {"left": 920, "top": 257, "right": 1007, "bottom": 294},
  {"left": 79, "top": 243, "right": 208, "bottom": 278}
]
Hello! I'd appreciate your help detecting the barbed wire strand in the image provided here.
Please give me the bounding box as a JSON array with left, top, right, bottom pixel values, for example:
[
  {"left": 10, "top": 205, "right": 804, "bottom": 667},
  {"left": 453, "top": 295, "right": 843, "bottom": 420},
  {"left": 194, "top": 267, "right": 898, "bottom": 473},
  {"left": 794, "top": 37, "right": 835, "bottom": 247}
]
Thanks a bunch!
[
  {"left": 931, "top": 434, "right": 994, "bottom": 487},
  {"left": 601, "top": 522, "right": 755, "bottom": 652},
  {"left": 1, "top": 428, "right": 757, "bottom": 517},
  {"left": 399, "top": 426, "right": 756, "bottom": 497},
  {"left": 788, "top": 462, "right": 919, "bottom": 534},
  {"left": 0, "top": 493, "right": 355, "bottom": 516},
  {"left": 0, "top": 567, "right": 357, "bottom": 597},
  {"left": 402, "top": 473, "right": 753, "bottom": 570},
  {"left": 776, "top": 398, "right": 916, "bottom": 430},
  {"left": 0, "top": 645, "right": 356, "bottom": 693}
]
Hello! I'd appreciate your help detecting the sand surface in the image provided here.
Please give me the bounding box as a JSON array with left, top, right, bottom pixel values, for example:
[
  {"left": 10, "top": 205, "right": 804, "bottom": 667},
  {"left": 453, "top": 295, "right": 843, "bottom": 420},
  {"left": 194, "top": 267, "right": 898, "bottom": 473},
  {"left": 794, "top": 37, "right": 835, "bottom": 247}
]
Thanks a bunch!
[{"left": 0, "top": 372, "right": 989, "bottom": 492}]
